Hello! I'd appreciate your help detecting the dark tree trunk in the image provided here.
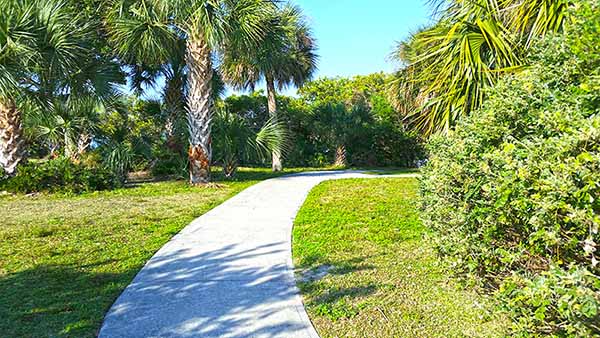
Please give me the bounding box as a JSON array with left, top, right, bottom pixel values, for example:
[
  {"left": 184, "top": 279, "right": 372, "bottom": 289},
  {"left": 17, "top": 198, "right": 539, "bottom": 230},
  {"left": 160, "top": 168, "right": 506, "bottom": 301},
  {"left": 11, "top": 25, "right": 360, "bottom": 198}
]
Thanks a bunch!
[{"left": 164, "top": 75, "right": 185, "bottom": 152}]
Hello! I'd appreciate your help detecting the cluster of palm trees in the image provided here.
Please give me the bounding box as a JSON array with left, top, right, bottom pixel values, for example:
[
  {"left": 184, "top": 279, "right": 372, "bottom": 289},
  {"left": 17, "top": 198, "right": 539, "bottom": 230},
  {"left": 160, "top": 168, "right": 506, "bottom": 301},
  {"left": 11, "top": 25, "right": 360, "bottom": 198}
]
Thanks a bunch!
[
  {"left": 0, "top": 0, "right": 124, "bottom": 175},
  {"left": 390, "top": 0, "right": 572, "bottom": 136},
  {"left": 0, "top": 0, "right": 317, "bottom": 184}
]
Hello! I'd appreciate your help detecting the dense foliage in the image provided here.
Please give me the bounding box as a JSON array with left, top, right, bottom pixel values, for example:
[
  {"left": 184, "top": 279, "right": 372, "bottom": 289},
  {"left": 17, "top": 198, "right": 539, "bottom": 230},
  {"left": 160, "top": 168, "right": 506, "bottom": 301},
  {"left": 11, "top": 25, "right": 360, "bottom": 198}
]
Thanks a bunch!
[
  {"left": 223, "top": 75, "right": 425, "bottom": 169},
  {"left": 420, "top": 2, "right": 600, "bottom": 335},
  {"left": 289, "top": 74, "right": 424, "bottom": 167},
  {"left": 0, "top": 158, "right": 120, "bottom": 193},
  {"left": 212, "top": 109, "right": 288, "bottom": 178}
]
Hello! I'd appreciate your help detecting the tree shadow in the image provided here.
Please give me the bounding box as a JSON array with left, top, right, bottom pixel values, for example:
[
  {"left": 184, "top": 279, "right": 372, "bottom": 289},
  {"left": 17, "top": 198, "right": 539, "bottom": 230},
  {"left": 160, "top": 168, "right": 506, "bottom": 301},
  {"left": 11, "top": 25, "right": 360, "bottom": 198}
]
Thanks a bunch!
[
  {"left": 295, "top": 256, "right": 378, "bottom": 308},
  {"left": 1, "top": 241, "right": 317, "bottom": 338},
  {"left": 0, "top": 259, "right": 133, "bottom": 337},
  {"left": 311, "top": 284, "right": 378, "bottom": 306},
  {"left": 97, "top": 241, "right": 316, "bottom": 337}
]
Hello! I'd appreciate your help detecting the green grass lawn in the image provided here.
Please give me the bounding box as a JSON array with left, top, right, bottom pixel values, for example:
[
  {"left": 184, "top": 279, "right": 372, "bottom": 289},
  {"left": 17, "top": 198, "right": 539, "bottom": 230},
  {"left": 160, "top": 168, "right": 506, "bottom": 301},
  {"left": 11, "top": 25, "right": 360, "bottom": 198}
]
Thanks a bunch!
[
  {"left": 0, "top": 167, "right": 307, "bottom": 337},
  {"left": 357, "top": 167, "right": 421, "bottom": 176},
  {"left": 292, "top": 178, "right": 507, "bottom": 338}
]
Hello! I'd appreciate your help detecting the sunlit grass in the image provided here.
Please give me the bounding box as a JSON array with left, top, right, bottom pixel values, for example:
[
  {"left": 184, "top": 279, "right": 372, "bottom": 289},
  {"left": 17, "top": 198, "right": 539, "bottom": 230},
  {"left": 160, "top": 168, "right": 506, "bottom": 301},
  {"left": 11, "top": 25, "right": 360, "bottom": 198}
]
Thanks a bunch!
[
  {"left": 0, "top": 167, "right": 311, "bottom": 337},
  {"left": 293, "top": 178, "right": 507, "bottom": 338}
]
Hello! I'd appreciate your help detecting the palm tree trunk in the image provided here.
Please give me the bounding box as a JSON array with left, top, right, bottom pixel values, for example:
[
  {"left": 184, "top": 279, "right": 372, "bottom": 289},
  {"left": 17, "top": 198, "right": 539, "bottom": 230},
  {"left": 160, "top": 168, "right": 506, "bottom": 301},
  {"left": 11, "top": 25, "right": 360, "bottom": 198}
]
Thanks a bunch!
[
  {"left": 75, "top": 132, "right": 91, "bottom": 160},
  {"left": 0, "top": 99, "right": 25, "bottom": 175},
  {"left": 266, "top": 74, "right": 282, "bottom": 172},
  {"left": 185, "top": 36, "right": 213, "bottom": 185},
  {"left": 334, "top": 144, "right": 347, "bottom": 167}
]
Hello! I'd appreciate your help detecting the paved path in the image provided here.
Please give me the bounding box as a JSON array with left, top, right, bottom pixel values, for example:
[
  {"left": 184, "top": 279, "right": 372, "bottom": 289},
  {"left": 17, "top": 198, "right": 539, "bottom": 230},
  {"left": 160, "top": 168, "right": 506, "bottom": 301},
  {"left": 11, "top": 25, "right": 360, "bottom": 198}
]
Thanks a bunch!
[{"left": 99, "top": 171, "right": 418, "bottom": 338}]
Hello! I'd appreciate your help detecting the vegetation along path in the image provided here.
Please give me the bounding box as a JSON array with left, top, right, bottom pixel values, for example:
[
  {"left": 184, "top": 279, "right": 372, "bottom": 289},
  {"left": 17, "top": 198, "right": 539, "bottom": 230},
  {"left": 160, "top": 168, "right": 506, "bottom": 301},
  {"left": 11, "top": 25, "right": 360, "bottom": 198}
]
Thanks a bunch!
[{"left": 99, "top": 171, "right": 415, "bottom": 338}]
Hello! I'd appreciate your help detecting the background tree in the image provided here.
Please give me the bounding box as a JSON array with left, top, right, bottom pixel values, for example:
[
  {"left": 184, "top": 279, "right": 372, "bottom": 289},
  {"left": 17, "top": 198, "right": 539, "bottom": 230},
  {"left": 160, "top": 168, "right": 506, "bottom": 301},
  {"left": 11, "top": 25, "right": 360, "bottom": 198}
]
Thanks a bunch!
[
  {"left": 221, "top": 3, "right": 318, "bottom": 171},
  {"left": 294, "top": 74, "right": 423, "bottom": 167},
  {"left": 106, "top": 0, "right": 275, "bottom": 184},
  {"left": 223, "top": 91, "right": 269, "bottom": 131},
  {"left": 212, "top": 108, "right": 288, "bottom": 177},
  {"left": 0, "top": 0, "right": 124, "bottom": 174}
]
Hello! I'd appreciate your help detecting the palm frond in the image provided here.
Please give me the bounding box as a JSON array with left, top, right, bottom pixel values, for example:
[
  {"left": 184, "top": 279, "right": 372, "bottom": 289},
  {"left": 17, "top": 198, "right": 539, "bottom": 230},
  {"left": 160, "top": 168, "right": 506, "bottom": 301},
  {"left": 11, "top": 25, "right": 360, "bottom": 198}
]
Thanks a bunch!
[
  {"left": 105, "top": 0, "right": 177, "bottom": 65},
  {"left": 390, "top": 0, "right": 572, "bottom": 136}
]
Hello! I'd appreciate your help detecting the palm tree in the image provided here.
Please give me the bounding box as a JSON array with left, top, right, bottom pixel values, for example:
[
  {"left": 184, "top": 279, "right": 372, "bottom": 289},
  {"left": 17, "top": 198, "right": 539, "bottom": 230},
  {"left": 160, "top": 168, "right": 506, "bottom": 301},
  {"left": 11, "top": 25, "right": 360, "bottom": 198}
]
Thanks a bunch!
[
  {"left": 127, "top": 41, "right": 188, "bottom": 152},
  {"left": 0, "top": 0, "right": 106, "bottom": 174},
  {"left": 128, "top": 40, "right": 226, "bottom": 154},
  {"left": 390, "top": 0, "right": 571, "bottom": 136},
  {"left": 221, "top": 3, "right": 318, "bottom": 171},
  {"left": 0, "top": 0, "right": 34, "bottom": 175},
  {"left": 213, "top": 108, "right": 288, "bottom": 178},
  {"left": 26, "top": 96, "right": 108, "bottom": 160},
  {"left": 106, "top": 0, "right": 274, "bottom": 184}
]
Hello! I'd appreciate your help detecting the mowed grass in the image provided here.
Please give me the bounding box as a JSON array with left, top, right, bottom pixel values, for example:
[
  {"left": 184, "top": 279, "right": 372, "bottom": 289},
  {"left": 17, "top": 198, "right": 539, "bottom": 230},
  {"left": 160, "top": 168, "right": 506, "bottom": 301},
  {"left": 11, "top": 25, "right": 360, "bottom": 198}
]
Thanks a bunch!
[
  {"left": 0, "top": 167, "right": 303, "bottom": 338},
  {"left": 292, "top": 178, "right": 507, "bottom": 338}
]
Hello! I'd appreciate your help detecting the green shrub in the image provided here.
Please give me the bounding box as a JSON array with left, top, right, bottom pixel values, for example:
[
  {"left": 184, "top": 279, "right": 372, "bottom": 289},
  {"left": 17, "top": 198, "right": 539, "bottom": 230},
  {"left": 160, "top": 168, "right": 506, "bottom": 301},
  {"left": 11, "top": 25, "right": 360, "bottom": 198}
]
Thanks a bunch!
[
  {"left": 420, "top": 2, "right": 599, "bottom": 335},
  {"left": 0, "top": 158, "right": 121, "bottom": 194},
  {"left": 499, "top": 266, "right": 600, "bottom": 337},
  {"left": 151, "top": 152, "right": 188, "bottom": 178},
  {"left": 348, "top": 122, "right": 425, "bottom": 167}
]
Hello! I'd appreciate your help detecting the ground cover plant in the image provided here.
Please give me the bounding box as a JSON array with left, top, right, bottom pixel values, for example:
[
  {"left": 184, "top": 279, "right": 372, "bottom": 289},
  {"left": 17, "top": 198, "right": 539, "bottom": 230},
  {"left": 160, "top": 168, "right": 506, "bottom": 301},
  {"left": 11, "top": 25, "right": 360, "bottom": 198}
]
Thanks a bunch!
[
  {"left": 292, "top": 178, "right": 507, "bottom": 337},
  {"left": 0, "top": 167, "right": 307, "bottom": 337}
]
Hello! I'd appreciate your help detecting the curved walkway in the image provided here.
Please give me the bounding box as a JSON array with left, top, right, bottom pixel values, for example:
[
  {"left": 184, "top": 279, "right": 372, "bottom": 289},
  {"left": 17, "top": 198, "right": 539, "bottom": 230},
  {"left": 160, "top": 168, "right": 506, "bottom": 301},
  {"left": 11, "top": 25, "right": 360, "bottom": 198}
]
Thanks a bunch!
[{"left": 99, "top": 171, "right": 417, "bottom": 338}]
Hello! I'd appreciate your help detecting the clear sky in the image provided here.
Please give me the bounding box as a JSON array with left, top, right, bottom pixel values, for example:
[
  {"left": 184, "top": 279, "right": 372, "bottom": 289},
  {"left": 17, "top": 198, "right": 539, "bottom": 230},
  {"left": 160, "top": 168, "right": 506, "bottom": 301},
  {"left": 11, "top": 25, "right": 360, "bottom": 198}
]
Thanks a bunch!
[
  {"left": 250, "top": 0, "right": 433, "bottom": 96},
  {"left": 292, "top": 0, "right": 432, "bottom": 78}
]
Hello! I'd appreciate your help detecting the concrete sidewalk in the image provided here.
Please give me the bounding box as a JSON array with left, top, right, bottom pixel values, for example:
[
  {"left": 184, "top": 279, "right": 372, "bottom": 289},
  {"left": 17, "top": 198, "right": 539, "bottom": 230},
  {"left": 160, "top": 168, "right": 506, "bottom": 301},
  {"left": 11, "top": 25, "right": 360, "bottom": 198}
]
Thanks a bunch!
[{"left": 99, "top": 171, "right": 417, "bottom": 338}]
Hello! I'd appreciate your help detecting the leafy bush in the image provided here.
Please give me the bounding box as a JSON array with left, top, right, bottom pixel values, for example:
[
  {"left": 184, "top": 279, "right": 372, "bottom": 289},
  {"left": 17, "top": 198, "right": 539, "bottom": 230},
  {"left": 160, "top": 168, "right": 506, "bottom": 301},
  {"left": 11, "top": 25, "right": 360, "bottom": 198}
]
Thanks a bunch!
[
  {"left": 499, "top": 266, "right": 600, "bottom": 336},
  {"left": 101, "top": 142, "right": 136, "bottom": 182},
  {"left": 348, "top": 121, "right": 424, "bottom": 167},
  {"left": 151, "top": 152, "right": 188, "bottom": 178},
  {"left": 0, "top": 158, "right": 121, "bottom": 193},
  {"left": 212, "top": 109, "right": 288, "bottom": 177},
  {"left": 281, "top": 75, "right": 425, "bottom": 168},
  {"left": 420, "top": 2, "right": 599, "bottom": 336}
]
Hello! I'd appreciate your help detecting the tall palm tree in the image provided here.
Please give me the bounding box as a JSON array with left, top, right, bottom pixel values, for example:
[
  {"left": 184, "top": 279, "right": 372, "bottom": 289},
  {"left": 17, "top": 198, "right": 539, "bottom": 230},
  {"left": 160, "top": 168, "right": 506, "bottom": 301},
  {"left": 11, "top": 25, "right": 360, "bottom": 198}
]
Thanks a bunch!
[
  {"left": 128, "top": 39, "right": 226, "bottom": 154},
  {"left": 0, "top": 0, "right": 104, "bottom": 174},
  {"left": 127, "top": 40, "right": 188, "bottom": 151},
  {"left": 390, "top": 0, "right": 571, "bottom": 136},
  {"left": 106, "top": 0, "right": 274, "bottom": 184},
  {"left": 221, "top": 3, "right": 318, "bottom": 171}
]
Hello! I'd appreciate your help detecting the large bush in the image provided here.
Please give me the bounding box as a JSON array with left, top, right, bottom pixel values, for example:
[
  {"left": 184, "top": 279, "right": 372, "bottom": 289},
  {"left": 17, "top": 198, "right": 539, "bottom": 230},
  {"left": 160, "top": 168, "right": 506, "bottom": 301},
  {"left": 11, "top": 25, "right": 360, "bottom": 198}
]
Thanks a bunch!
[
  {"left": 0, "top": 158, "right": 121, "bottom": 193},
  {"left": 420, "top": 2, "right": 599, "bottom": 336},
  {"left": 284, "top": 74, "right": 425, "bottom": 167}
]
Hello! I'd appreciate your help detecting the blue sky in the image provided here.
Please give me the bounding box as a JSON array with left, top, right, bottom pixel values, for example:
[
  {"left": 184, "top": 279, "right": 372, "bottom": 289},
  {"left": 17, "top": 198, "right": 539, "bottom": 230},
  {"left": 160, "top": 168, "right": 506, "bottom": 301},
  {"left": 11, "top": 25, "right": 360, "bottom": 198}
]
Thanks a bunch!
[
  {"left": 293, "top": 0, "right": 431, "bottom": 79},
  {"left": 240, "top": 0, "right": 433, "bottom": 96}
]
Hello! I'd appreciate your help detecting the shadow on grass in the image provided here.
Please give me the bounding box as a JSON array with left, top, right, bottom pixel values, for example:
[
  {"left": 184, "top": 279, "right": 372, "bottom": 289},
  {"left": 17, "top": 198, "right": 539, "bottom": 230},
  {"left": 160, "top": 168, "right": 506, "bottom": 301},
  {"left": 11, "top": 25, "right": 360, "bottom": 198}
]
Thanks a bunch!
[
  {"left": 0, "top": 241, "right": 315, "bottom": 337},
  {"left": 0, "top": 260, "right": 132, "bottom": 337},
  {"left": 295, "top": 255, "right": 378, "bottom": 321}
]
